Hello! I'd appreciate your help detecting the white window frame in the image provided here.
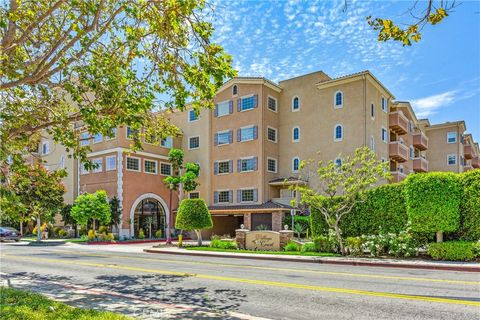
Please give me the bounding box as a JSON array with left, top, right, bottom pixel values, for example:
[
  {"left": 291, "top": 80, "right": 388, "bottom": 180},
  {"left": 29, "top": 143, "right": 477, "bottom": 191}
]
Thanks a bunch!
[
  {"left": 267, "top": 126, "right": 278, "bottom": 143},
  {"left": 239, "top": 156, "right": 255, "bottom": 173},
  {"left": 217, "top": 189, "right": 231, "bottom": 204},
  {"left": 41, "top": 141, "right": 50, "bottom": 155},
  {"left": 92, "top": 158, "right": 103, "bottom": 173},
  {"left": 161, "top": 136, "right": 173, "bottom": 149},
  {"left": 239, "top": 188, "right": 255, "bottom": 203},
  {"left": 188, "top": 135, "right": 200, "bottom": 150},
  {"left": 60, "top": 155, "right": 65, "bottom": 169},
  {"left": 291, "top": 96, "right": 300, "bottom": 112},
  {"left": 292, "top": 156, "right": 300, "bottom": 173},
  {"left": 381, "top": 127, "right": 388, "bottom": 143},
  {"left": 126, "top": 126, "right": 137, "bottom": 140},
  {"left": 267, "top": 157, "right": 277, "bottom": 173},
  {"left": 93, "top": 133, "right": 103, "bottom": 144},
  {"left": 216, "top": 100, "right": 231, "bottom": 117},
  {"left": 240, "top": 125, "right": 255, "bottom": 142},
  {"left": 334, "top": 124, "right": 343, "bottom": 142},
  {"left": 232, "top": 85, "right": 238, "bottom": 96},
  {"left": 292, "top": 126, "right": 300, "bottom": 142},
  {"left": 447, "top": 154, "right": 457, "bottom": 165},
  {"left": 381, "top": 96, "right": 388, "bottom": 113},
  {"left": 334, "top": 158, "right": 342, "bottom": 167},
  {"left": 239, "top": 94, "right": 255, "bottom": 112},
  {"left": 217, "top": 159, "right": 231, "bottom": 175},
  {"left": 370, "top": 136, "right": 375, "bottom": 151},
  {"left": 267, "top": 95, "right": 278, "bottom": 113},
  {"left": 80, "top": 132, "right": 90, "bottom": 146},
  {"left": 399, "top": 165, "right": 404, "bottom": 174},
  {"left": 106, "top": 128, "right": 117, "bottom": 140},
  {"left": 217, "top": 130, "right": 231, "bottom": 146},
  {"left": 188, "top": 109, "right": 199, "bottom": 122},
  {"left": 189, "top": 192, "right": 200, "bottom": 199},
  {"left": 106, "top": 155, "right": 117, "bottom": 171},
  {"left": 160, "top": 162, "right": 172, "bottom": 176},
  {"left": 126, "top": 156, "right": 141, "bottom": 172},
  {"left": 80, "top": 162, "right": 89, "bottom": 175},
  {"left": 399, "top": 137, "right": 405, "bottom": 145},
  {"left": 409, "top": 146, "right": 415, "bottom": 159},
  {"left": 144, "top": 159, "right": 158, "bottom": 175},
  {"left": 447, "top": 132, "right": 457, "bottom": 144},
  {"left": 334, "top": 91, "right": 343, "bottom": 109}
]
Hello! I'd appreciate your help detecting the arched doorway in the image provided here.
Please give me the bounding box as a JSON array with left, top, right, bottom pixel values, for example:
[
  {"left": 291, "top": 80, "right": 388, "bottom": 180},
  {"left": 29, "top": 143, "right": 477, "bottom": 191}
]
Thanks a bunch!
[{"left": 132, "top": 197, "right": 167, "bottom": 238}]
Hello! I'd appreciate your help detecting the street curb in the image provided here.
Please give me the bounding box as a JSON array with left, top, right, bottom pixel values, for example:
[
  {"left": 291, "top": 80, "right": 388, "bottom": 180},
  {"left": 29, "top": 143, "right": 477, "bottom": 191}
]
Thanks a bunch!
[
  {"left": 86, "top": 238, "right": 191, "bottom": 245},
  {"left": 143, "top": 249, "right": 480, "bottom": 273}
]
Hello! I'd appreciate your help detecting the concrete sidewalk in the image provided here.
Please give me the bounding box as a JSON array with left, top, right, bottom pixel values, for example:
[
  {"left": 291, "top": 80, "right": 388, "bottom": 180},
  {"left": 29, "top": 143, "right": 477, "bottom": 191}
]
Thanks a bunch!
[{"left": 144, "top": 247, "right": 480, "bottom": 273}]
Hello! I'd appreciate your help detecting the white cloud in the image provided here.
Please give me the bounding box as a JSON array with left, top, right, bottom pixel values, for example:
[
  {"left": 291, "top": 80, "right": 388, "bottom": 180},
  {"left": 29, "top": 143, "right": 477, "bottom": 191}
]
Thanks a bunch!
[{"left": 410, "top": 91, "right": 458, "bottom": 118}]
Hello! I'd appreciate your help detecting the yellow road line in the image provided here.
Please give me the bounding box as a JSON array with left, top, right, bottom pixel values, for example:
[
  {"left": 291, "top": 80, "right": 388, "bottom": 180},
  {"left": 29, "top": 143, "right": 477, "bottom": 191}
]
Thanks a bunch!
[
  {"left": 3, "top": 254, "right": 480, "bottom": 307},
  {"left": 49, "top": 250, "right": 480, "bottom": 286}
]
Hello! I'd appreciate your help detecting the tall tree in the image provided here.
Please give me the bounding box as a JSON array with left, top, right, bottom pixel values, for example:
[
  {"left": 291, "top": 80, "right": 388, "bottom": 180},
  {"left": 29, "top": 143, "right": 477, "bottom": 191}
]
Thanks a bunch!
[
  {"left": 70, "top": 190, "right": 111, "bottom": 231},
  {"left": 0, "top": 0, "right": 235, "bottom": 167}
]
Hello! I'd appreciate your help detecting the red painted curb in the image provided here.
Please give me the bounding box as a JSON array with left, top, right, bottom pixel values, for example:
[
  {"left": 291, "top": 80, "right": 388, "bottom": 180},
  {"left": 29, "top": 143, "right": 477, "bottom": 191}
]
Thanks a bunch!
[
  {"left": 143, "top": 249, "right": 480, "bottom": 273},
  {"left": 87, "top": 238, "right": 191, "bottom": 245}
]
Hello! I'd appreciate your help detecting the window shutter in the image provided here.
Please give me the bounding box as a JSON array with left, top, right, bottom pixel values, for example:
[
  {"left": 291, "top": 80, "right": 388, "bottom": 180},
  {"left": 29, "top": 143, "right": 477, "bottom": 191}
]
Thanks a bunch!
[
  {"left": 237, "top": 159, "right": 241, "bottom": 172},
  {"left": 214, "top": 191, "right": 218, "bottom": 204},
  {"left": 214, "top": 161, "right": 218, "bottom": 175},
  {"left": 253, "top": 94, "right": 258, "bottom": 108},
  {"left": 253, "top": 157, "right": 258, "bottom": 171},
  {"left": 229, "top": 190, "right": 233, "bottom": 203},
  {"left": 229, "top": 130, "right": 233, "bottom": 144},
  {"left": 237, "top": 128, "right": 241, "bottom": 142},
  {"left": 253, "top": 125, "right": 258, "bottom": 139},
  {"left": 214, "top": 133, "right": 218, "bottom": 146},
  {"left": 229, "top": 100, "right": 233, "bottom": 114},
  {"left": 229, "top": 160, "right": 233, "bottom": 173},
  {"left": 253, "top": 189, "right": 258, "bottom": 202},
  {"left": 214, "top": 104, "right": 218, "bottom": 117},
  {"left": 237, "top": 190, "right": 242, "bottom": 203},
  {"left": 237, "top": 98, "right": 241, "bottom": 112}
]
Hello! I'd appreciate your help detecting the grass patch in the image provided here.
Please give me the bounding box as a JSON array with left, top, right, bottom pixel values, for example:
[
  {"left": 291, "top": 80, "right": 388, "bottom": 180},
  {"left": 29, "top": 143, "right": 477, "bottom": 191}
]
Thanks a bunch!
[
  {"left": 185, "top": 246, "right": 340, "bottom": 257},
  {"left": 0, "top": 287, "right": 130, "bottom": 320}
]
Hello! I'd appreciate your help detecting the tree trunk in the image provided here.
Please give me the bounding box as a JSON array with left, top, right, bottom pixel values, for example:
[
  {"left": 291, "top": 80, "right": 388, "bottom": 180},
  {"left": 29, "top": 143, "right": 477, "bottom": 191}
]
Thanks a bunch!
[
  {"left": 195, "top": 230, "right": 202, "bottom": 246},
  {"left": 92, "top": 219, "right": 96, "bottom": 231},
  {"left": 334, "top": 223, "right": 346, "bottom": 255},
  {"left": 436, "top": 231, "right": 443, "bottom": 243},
  {"left": 36, "top": 216, "right": 41, "bottom": 242}
]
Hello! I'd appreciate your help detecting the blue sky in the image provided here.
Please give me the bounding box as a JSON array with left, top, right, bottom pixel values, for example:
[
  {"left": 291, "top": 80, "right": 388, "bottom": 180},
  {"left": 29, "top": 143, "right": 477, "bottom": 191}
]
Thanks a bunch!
[{"left": 209, "top": 0, "right": 480, "bottom": 141}]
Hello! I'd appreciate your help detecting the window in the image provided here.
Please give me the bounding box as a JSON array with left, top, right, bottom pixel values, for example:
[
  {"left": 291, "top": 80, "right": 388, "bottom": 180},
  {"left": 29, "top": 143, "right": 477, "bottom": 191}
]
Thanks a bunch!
[
  {"left": 161, "top": 136, "right": 172, "bottom": 148},
  {"left": 239, "top": 95, "right": 257, "bottom": 111},
  {"left": 126, "top": 126, "right": 138, "bottom": 139},
  {"left": 239, "top": 157, "right": 256, "bottom": 172},
  {"left": 334, "top": 91, "right": 343, "bottom": 108},
  {"left": 399, "top": 165, "right": 404, "bottom": 174},
  {"left": 460, "top": 155, "right": 465, "bottom": 166},
  {"left": 238, "top": 125, "right": 256, "bottom": 142},
  {"left": 216, "top": 100, "right": 232, "bottom": 117},
  {"left": 381, "top": 97, "right": 387, "bottom": 112},
  {"left": 189, "top": 136, "right": 200, "bottom": 149},
  {"left": 409, "top": 121, "right": 414, "bottom": 133},
  {"left": 216, "top": 130, "right": 232, "bottom": 146},
  {"left": 188, "top": 109, "right": 199, "bottom": 122},
  {"left": 447, "top": 154, "right": 457, "bottom": 165},
  {"left": 80, "top": 132, "right": 90, "bottom": 146},
  {"left": 292, "top": 157, "right": 300, "bottom": 173},
  {"left": 217, "top": 160, "right": 231, "bottom": 174},
  {"left": 92, "top": 158, "right": 103, "bottom": 173},
  {"left": 267, "top": 96, "right": 277, "bottom": 112},
  {"left": 160, "top": 163, "right": 172, "bottom": 175},
  {"left": 292, "top": 96, "right": 300, "bottom": 111},
  {"left": 216, "top": 190, "right": 231, "bottom": 203},
  {"left": 371, "top": 104, "right": 375, "bottom": 118},
  {"left": 60, "top": 155, "right": 65, "bottom": 169},
  {"left": 145, "top": 134, "right": 159, "bottom": 145},
  {"left": 409, "top": 146, "right": 415, "bottom": 159},
  {"left": 381, "top": 128, "right": 388, "bottom": 142},
  {"left": 447, "top": 132, "right": 457, "bottom": 144},
  {"left": 189, "top": 192, "right": 200, "bottom": 199},
  {"left": 334, "top": 124, "right": 343, "bottom": 141},
  {"left": 267, "top": 158, "right": 277, "bottom": 173},
  {"left": 232, "top": 85, "right": 238, "bottom": 96},
  {"left": 267, "top": 127, "right": 277, "bottom": 143},
  {"left": 144, "top": 159, "right": 157, "bottom": 174},
  {"left": 240, "top": 189, "right": 255, "bottom": 202},
  {"left": 292, "top": 127, "right": 300, "bottom": 142},
  {"left": 399, "top": 138, "right": 404, "bottom": 145},
  {"left": 370, "top": 136, "right": 375, "bottom": 151},
  {"left": 41, "top": 141, "right": 49, "bottom": 155},
  {"left": 126, "top": 157, "right": 140, "bottom": 171},
  {"left": 106, "top": 155, "right": 117, "bottom": 171},
  {"left": 93, "top": 133, "right": 103, "bottom": 144},
  {"left": 335, "top": 158, "right": 342, "bottom": 167},
  {"left": 80, "top": 162, "right": 89, "bottom": 175},
  {"left": 106, "top": 128, "right": 117, "bottom": 140}
]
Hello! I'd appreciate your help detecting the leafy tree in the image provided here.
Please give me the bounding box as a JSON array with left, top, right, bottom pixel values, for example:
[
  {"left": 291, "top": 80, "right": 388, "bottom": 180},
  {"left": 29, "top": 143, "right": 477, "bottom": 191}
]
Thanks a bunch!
[
  {"left": 71, "top": 190, "right": 111, "bottom": 230},
  {"left": 1, "top": 163, "right": 66, "bottom": 241},
  {"left": 108, "top": 196, "right": 122, "bottom": 232},
  {"left": 0, "top": 0, "right": 235, "bottom": 167},
  {"left": 175, "top": 198, "right": 212, "bottom": 246},
  {"left": 294, "top": 147, "right": 391, "bottom": 255}
]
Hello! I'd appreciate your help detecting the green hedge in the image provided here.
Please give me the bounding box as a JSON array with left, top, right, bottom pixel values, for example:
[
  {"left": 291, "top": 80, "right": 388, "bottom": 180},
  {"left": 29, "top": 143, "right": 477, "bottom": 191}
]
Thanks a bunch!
[
  {"left": 427, "top": 241, "right": 478, "bottom": 261},
  {"left": 404, "top": 172, "right": 460, "bottom": 235},
  {"left": 459, "top": 170, "right": 480, "bottom": 240}
]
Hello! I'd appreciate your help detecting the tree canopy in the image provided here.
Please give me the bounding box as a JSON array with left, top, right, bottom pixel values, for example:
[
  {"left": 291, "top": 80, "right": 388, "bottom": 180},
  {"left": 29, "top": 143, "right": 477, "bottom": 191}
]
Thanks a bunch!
[
  {"left": 70, "top": 190, "right": 111, "bottom": 230},
  {"left": 175, "top": 198, "right": 212, "bottom": 245}
]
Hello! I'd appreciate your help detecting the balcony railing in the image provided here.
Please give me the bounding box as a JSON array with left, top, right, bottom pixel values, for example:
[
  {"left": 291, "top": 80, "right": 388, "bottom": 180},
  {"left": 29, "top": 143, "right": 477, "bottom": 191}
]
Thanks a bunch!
[
  {"left": 391, "top": 171, "right": 407, "bottom": 183},
  {"left": 389, "top": 111, "right": 409, "bottom": 135},
  {"left": 472, "top": 156, "right": 480, "bottom": 168},
  {"left": 412, "top": 132, "right": 429, "bottom": 151},
  {"left": 413, "top": 157, "right": 429, "bottom": 172},
  {"left": 389, "top": 141, "right": 409, "bottom": 162},
  {"left": 464, "top": 144, "right": 473, "bottom": 159}
]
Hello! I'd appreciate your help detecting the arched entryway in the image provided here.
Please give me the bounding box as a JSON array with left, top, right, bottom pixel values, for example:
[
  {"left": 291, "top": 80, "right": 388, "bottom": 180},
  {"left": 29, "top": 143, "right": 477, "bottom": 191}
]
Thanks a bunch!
[{"left": 130, "top": 193, "right": 169, "bottom": 238}]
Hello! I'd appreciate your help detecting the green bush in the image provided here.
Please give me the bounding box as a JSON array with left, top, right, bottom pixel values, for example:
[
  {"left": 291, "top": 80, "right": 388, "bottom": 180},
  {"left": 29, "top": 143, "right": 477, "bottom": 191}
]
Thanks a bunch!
[
  {"left": 175, "top": 199, "right": 212, "bottom": 231},
  {"left": 155, "top": 230, "right": 162, "bottom": 238},
  {"left": 459, "top": 170, "right": 480, "bottom": 240},
  {"left": 98, "top": 225, "right": 108, "bottom": 234},
  {"left": 361, "top": 229, "right": 417, "bottom": 258},
  {"left": 404, "top": 172, "right": 461, "bottom": 236},
  {"left": 284, "top": 215, "right": 310, "bottom": 236},
  {"left": 346, "top": 237, "right": 363, "bottom": 256},
  {"left": 210, "top": 238, "right": 237, "bottom": 250},
  {"left": 301, "top": 242, "right": 317, "bottom": 253},
  {"left": 138, "top": 228, "right": 145, "bottom": 239},
  {"left": 427, "top": 241, "right": 477, "bottom": 261},
  {"left": 284, "top": 241, "right": 300, "bottom": 252},
  {"left": 313, "top": 235, "right": 336, "bottom": 253}
]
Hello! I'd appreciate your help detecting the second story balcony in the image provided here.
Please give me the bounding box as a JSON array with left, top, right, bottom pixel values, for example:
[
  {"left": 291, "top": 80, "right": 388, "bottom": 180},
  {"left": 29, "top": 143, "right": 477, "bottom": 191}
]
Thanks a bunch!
[
  {"left": 412, "top": 132, "right": 428, "bottom": 150},
  {"left": 463, "top": 144, "right": 473, "bottom": 159},
  {"left": 389, "top": 141, "right": 409, "bottom": 162},
  {"left": 472, "top": 156, "right": 480, "bottom": 168},
  {"left": 391, "top": 171, "right": 407, "bottom": 183},
  {"left": 389, "top": 111, "right": 409, "bottom": 135},
  {"left": 413, "top": 157, "right": 428, "bottom": 172}
]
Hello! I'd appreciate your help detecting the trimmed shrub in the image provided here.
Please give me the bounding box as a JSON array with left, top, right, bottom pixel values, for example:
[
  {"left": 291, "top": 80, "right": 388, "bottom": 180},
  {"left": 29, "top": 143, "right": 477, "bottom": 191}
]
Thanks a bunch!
[
  {"left": 309, "top": 197, "right": 336, "bottom": 237},
  {"left": 284, "top": 241, "right": 300, "bottom": 252},
  {"left": 346, "top": 237, "right": 363, "bottom": 256},
  {"left": 427, "top": 241, "right": 477, "bottom": 261},
  {"left": 155, "top": 230, "right": 162, "bottom": 238},
  {"left": 361, "top": 229, "right": 417, "bottom": 258},
  {"left": 301, "top": 242, "right": 317, "bottom": 252},
  {"left": 139, "top": 228, "right": 145, "bottom": 239},
  {"left": 210, "top": 238, "right": 237, "bottom": 250},
  {"left": 313, "top": 235, "right": 336, "bottom": 253},
  {"left": 98, "top": 225, "right": 108, "bottom": 234},
  {"left": 459, "top": 170, "right": 480, "bottom": 240},
  {"left": 87, "top": 229, "right": 96, "bottom": 241},
  {"left": 404, "top": 172, "right": 461, "bottom": 236},
  {"left": 175, "top": 199, "right": 213, "bottom": 231}
]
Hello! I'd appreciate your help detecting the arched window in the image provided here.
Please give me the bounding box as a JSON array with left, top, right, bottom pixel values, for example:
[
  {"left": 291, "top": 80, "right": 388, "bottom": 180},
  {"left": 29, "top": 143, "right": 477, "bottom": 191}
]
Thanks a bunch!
[
  {"left": 399, "top": 138, "right": 404, "bottom": 145},
  {"left": 292, "top": 96, "right": 300, "bottom": 111},
  {"left": 232, "top": 85, "right": 238, "bottom": 96},
  {"left": 335, "top": 158, "right": 342, "bottom": 167},
  {"left": 292, "top": 157, "right": 300, "bottom": 172},
  {"left": 292, "top": 126, "right": 300, "bottom": 142},
  {"left": 399, "top": 165, "right": 404, "bottom": 174},
  {"left": 334, "top": 91, "right": 343, "bottom": 108},
  {"left": 334, "top": 124, "right": 343, "bottom": 141}
]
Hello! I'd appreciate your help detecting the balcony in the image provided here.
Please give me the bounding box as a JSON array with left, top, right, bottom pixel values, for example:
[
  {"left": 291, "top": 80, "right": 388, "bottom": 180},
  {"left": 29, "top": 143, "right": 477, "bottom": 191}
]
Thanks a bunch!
[
  {"left": 464, "top": 144, "right": 473, "bottom": 159},
  {"left": 472, "top": 156, "right": 480, "bottom": 168},
  {"left": 389, "top": 111, "right": 409, "bottom": 135},
  {"left": 391, "top": 171, "right": 407, "bottom": 183},
  {"left": 413, "top": 157, "right": 429, "bottom": 172},
  {"left": 412, "top": 132, "right": 428, "bottom": 151},
  {"left": 389, "top": 141, "right": 409, "bottom": 162}
]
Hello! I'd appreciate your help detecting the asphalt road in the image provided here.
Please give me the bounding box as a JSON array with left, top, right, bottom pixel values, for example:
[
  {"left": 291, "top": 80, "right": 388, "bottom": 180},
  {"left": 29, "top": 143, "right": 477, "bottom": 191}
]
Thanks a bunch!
[{"left": 0, "top": 242, "right": 479, "bottom": 320}]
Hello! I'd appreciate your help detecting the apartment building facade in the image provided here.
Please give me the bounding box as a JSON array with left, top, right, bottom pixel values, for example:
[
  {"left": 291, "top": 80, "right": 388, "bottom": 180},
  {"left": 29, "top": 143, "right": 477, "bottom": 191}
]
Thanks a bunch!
[{"left": 36, "top": 70, "right": 479, "bottom": 238}]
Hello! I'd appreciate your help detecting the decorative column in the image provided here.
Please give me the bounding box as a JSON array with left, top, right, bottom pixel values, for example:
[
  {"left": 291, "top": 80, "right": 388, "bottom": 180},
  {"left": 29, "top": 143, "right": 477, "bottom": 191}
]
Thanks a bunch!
[
  {"left": 235, "top": 228, "right": 248, "bottom": 250},
  {"left": 243, "top": 213, "right": 251, "bottom": 230},
  {"left": 272, "top": 211, "right": 284, "bottom": 231},
  {"left": 279, "top": 228, "right": 294, "bottom": 249}
]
